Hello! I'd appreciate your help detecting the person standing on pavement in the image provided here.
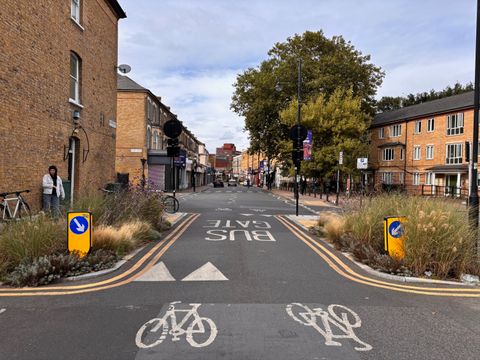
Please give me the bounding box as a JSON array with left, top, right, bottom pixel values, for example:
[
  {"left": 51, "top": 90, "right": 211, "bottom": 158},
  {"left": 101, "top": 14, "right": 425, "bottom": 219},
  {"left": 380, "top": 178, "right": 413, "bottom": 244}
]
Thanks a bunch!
[
  {"left": 42, "top": 165, "right": 65, "bottom": 216},
  {"left": 300, "top": 176, "right": 307, "bottom": 195}
]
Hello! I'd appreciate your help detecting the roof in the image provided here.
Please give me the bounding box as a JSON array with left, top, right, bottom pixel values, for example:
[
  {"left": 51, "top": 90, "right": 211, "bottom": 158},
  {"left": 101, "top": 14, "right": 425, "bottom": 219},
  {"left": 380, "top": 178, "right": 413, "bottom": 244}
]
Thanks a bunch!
[
  {"left": 425, "top": 164, "right": 468, "bottom": 173},
  {"left": 372, "top": 91, "right": 474, "bottom": 128},
  {"left": 107, "top": 0, "right": 127, "bottom": 19},
  {"left": 117, "top": 74, "right": 147, "bottom": 91},
  {"left": 377, "top": 142, "right": 405, "bottom": 148}
]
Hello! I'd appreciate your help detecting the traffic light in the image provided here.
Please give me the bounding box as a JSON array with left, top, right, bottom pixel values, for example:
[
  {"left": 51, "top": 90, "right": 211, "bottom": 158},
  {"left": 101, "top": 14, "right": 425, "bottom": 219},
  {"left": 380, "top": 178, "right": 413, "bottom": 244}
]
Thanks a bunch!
[
  {"left": 167, "top": 137, "right": 180, "bottom": 157},
  {"left": 167, "top": 138, "right": 179, "bottom": 146},
  {"left": 292, "top": 148, "right": 303, "bottom": 167}
]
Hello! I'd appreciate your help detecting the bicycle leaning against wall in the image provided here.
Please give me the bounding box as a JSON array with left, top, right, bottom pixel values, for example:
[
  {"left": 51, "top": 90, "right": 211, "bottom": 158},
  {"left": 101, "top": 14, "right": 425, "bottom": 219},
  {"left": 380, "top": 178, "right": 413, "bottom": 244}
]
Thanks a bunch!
[{"left": 0, "top": 190, "right": 32, "bottom": 220}]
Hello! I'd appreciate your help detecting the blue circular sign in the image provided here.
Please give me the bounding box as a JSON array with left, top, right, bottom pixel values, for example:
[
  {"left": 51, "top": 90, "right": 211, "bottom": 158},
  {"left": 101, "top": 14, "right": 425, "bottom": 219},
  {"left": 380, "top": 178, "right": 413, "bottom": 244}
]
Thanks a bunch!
[
  {"left": 69, "top": 216, "right": 89, "bottom": 235},
  {"left": 388, "top": 220, "right": 404, "bottom": 238}
]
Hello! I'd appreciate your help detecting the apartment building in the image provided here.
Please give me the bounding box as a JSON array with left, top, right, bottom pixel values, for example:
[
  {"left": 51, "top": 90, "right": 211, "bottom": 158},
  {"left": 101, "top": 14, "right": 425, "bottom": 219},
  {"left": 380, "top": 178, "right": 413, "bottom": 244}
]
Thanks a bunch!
[
  {"left": 369, "top": 91, "right": 476, "bottom": 194},
  {"left": 0, "top": 0, "right": 126, "bottom": 208}
]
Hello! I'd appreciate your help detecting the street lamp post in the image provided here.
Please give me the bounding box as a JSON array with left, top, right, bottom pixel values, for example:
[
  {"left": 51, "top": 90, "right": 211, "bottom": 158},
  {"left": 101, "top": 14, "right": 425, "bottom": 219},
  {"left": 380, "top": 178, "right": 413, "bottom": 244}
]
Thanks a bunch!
[
  {"left": 295, "top": 59, "right": 302, "bottom": 216},
  {"left": 469, "top": 0, "right": 480, "bottom": 252}
]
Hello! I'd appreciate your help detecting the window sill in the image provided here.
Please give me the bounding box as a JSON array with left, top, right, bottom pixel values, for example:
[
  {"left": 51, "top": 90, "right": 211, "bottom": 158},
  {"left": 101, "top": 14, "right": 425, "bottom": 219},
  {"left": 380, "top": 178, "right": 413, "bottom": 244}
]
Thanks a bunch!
[
  {"left": 70, "top": 17, "right": 85, "bottom": 31},
  {"left": 69, "top": 99, "right": 84, "bottom": 108}
]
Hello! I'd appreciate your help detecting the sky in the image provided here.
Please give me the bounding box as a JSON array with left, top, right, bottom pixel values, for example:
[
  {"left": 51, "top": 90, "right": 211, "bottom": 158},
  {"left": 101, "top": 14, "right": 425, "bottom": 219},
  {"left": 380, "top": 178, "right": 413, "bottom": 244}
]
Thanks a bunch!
[{"left": 118, "top": 0, "right": 477, "bottom": 153}]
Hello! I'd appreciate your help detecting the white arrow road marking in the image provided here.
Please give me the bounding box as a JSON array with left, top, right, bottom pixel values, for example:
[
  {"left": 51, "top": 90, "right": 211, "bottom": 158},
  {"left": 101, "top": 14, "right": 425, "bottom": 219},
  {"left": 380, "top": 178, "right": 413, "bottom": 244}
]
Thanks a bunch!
[
  {"left": 135, "top": 262, "right": 176, "bottom": 282},
  {"left": 260, "top": 214, "right": 273, "bottom": 217},
  {"left": 0, "top": 308, "right": 6, "bottom": 314},
  {"left": 240, "top": 214, "right": 254, "bottom": 217},
  {"left": 182, "top": 262, "right": 228, "bottom": 281},
  {"left": 73, "top": 218, "right": 85, "bottom": 232}
]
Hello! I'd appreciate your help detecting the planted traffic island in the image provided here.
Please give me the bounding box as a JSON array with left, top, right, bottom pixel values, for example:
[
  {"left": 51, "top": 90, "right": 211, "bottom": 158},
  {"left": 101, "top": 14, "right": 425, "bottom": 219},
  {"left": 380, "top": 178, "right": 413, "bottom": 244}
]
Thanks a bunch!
[
  {"left": 0, "top": 188, "right": 171, "bottom": 287},
  {"left": 316, "top": 194, "right": 480, "bottom": 283}
]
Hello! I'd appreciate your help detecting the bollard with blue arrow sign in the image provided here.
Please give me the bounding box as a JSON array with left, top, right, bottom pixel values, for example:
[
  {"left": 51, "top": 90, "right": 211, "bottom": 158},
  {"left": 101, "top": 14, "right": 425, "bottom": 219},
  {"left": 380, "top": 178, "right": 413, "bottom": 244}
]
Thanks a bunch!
[{"left": 68, "top": 212, "right": 92, "bottom": 257}]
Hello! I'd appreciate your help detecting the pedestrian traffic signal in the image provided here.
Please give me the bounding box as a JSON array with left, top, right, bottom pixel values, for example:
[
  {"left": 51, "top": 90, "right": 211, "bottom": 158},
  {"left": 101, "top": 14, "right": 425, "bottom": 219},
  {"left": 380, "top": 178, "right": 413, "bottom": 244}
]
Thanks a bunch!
[
  {"left": 167, "top": 146, "right": 180, "bottom": 157},
  {"left": 292, "top": 149, "right": 303, "bottom": 167},
  {"left": 167, "top": 138, "right": 179, "bottom": 146}
]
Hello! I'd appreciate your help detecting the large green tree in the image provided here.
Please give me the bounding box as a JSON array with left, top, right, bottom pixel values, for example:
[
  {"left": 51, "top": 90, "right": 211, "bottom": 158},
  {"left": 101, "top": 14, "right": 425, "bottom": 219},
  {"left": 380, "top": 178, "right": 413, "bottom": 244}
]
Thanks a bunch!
[
  {"left": 279, "top": 88, "right": 370, "bottom": 178},
  {"left": 231, "top": 30, "right": 384, "bottom": 161}
]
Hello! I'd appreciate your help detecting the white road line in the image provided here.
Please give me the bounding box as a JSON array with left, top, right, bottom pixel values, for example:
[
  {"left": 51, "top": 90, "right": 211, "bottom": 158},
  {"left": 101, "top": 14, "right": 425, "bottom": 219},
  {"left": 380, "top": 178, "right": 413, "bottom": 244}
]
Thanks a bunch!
[{"left": 0, "top": 308, "right": 6, "bottom": 314}]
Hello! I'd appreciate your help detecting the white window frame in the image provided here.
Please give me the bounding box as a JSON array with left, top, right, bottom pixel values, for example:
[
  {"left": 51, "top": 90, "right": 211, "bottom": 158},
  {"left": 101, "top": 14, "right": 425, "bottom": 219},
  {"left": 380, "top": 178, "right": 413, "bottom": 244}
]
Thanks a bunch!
[
  {"left": 413, "top": 173, "right": 420, "bottom": 186},
  {"left": 146, "top": 126, "right": 152, "bottom": 149},
  {"left": 413, "top": 146, "right": 421, "bottom": 160},
  {"left": 378, "top": 127, "right": 385, "bottom": 139},
  {"left": 425, "top": 172, "right": 433, "bottom": 185},
  {"left": 390, "top": 124, "right": 402, "bottom": 137},
  {"left": 414, "top": 121, "right": 422, "bottom": 134},
  {"left": 427, "top": 118, "right": 435, "bottom": 132},
  {"left": 446, "top": 143, "right": 462, "bottom": 164},
  {"left": 399, "top": 172, "right": 405, "bottom": 185},
  {"left": 69, "top": 53, "right": 80, "bottom": 103},
  {"left": 383, "top": 148, "right": 394, "bottom": 161},
  {"left": 400, "top": 148, "right": 404, "bottom": 161},
  {"left": 382, "top": 172, "right": 393, "bottom": 185},
  {"left": 71, "top": 0, "right": 81, "bottom": 23},
  {"left": 426, "top": 145, "right": 434, "bottom": 160},
  {"left": 446, "top": 113, "right": 464, "bottom": 136}
]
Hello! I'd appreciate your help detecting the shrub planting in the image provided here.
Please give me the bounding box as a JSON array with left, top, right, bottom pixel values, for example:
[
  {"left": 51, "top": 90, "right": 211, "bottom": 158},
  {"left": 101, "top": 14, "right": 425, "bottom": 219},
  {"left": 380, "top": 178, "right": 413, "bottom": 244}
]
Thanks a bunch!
[{"left": 320, "top": 194, "right": 480, "bottom": 280}]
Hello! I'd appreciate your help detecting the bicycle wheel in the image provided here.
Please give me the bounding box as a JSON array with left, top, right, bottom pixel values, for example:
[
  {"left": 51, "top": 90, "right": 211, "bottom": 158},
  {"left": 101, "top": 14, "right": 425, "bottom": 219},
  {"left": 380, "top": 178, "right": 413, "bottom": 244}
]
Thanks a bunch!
[
  {"left": 135, "top": 318, "right": 169, "bottom": 349},
  {"left": 0, "top": 203, "right": 10, "bottom": 220},
  {"left": 162, "top": 195, "right": 179, "bottom": 214},
  {"left": 17, "top": 201, "right": 31, "bottom": 219},
  {"left": 286, "top": 303, "right": 317, "bottom": 326},
  {"left": 186, "top": 317, "right": 218, "bottom": 348}
]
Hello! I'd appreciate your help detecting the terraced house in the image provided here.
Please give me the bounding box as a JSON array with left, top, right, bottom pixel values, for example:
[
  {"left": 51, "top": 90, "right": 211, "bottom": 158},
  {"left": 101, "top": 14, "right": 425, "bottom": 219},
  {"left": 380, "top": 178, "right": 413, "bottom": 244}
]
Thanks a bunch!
[
  {"left": 369, "top": 91, "right": 478, "bottom": 196},
  {"left": 0, "top": 0, "right": 126, "bottom": 208}
]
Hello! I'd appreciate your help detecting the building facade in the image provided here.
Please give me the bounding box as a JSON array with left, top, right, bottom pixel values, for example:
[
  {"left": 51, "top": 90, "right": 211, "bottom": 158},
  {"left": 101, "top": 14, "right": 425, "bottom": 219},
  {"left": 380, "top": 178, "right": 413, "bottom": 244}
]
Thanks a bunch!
[
  {"left": 0, "top": 0, "right": 126, "bottom": 208},
  {"left": 369, "top": 91, "right": 477, "bottom": 196}
]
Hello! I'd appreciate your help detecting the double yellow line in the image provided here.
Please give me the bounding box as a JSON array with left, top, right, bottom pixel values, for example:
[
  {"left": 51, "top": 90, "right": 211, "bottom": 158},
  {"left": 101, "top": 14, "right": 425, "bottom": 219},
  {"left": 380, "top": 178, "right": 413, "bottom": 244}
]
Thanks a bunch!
[
  {"left": 276, "top": 215, "right": 480, "bottom": 297},
  {"left": 0, "top": 214, "right": 199, "bottom": 297}
]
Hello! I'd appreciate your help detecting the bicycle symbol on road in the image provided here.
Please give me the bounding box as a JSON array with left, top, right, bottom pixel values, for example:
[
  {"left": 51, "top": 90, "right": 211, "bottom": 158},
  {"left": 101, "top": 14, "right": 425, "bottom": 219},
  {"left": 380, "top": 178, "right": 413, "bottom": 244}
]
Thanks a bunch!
[
  {"left": 135, "top": 301, "right": 217, "bottom": 349},
  {"left": 286, "top": 303, "right": 372, "bottom": 351}
]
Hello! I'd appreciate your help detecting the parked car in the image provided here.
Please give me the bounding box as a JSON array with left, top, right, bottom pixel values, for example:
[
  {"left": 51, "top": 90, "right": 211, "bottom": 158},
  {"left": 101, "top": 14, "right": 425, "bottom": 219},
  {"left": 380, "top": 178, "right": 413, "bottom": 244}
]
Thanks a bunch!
[
  {"left": 213, "top": 179, "right": 224, "bottom": 188},
  {"left": 227, "top": 179, "right": 237, "bottom": 187}
]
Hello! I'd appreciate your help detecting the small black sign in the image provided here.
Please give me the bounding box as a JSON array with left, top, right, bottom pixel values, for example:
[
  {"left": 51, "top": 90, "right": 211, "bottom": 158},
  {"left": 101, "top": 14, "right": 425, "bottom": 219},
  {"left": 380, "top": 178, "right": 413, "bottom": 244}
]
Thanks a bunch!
[
  {"left": 289, "top": 125, "right": 308, "bottom": 142},
  {"left": 163, "top": 119, "right": 183, "bottom": 138}
]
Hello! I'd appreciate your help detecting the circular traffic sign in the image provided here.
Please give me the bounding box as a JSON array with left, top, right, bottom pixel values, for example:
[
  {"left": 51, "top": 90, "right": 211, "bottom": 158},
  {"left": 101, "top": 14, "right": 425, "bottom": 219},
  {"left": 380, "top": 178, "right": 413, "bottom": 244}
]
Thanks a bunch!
[
  {"left": 69, "top": 216, "right": 89, "bottom": 235},
  {"left": 163, "top": 119, "right": 183, "bottom": 138},
  {"left": 388, "top": 221, "right": 404, "bottom": 238},
  {"left": 289, "top": 125, "right": 308, "bottom": 142}
]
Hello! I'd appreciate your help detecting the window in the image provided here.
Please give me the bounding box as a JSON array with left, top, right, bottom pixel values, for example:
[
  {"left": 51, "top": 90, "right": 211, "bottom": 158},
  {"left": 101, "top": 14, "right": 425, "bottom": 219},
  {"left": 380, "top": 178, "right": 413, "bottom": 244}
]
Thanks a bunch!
[
  {"left": 390, "top": 124, "right": 402, "bottom": 137},
  {"left": 447, "top": 113, "right": 464, "bottom": 135},
  {"left": 427, "top": 118, "right": 435, "bottom": 132},
  {"left": 378, "top": 128, "right": 385, "bottom": 139},
  {"left": 71, "top": 0, "right": 80, "bottom": 23},
  {"left": 426, "top": 145, "right": 434, "bottom": 160},
  {"left": 413, "top": 146, "right": 421, "bottom": 160},
  {"left": 383, "top": 148, "right": 394, "bottom": 161},
  {"left": 69, "top": 53, "right": 80, "bottom": 103},
  {"left": 413, "top": 173, "right": 420, "bottom": 185},
  {"left": 153, "top": 132, "right": 158, "bottom": 150},
  {"left": 425, "top": 172, "right": 433, "bottom": 185},
  {"left": 446, "top": 143, "right": 462, "bottom": 164},
  {"left": 399, "top": 172, "right": 405, "bottom": 185},
  {"left": 414, "top": 121, "right": 422, "bottom": 134},
  {"left": 382, "top": 172, "right": 393, "bottom": 185},
  {"left": 146, "top": 127, "right": 152, "bottom": 149},
  {"left": 400, "top": 148, "right": 405, "bottom": 160}
]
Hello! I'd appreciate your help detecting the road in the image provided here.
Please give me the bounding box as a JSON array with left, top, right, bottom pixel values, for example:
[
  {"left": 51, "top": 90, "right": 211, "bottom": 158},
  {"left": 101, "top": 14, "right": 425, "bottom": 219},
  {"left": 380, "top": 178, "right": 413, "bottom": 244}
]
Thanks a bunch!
[{"left": 0, "top": 186, "right": 479, "bottom": 359}]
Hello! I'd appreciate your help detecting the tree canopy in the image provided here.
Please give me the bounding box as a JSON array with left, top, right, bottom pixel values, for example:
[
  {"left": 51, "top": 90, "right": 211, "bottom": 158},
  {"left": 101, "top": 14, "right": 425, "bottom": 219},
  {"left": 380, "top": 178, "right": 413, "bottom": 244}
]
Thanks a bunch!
[{"left": 231, "top": 30, "right": 384, "bottom": 163}]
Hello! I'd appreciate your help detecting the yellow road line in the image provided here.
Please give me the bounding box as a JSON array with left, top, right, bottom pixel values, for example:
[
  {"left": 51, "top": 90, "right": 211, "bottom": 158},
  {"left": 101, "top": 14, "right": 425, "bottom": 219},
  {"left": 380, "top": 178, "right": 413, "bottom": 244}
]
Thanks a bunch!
[
  {"left": 0, "top": 214, "right": 199, "bottom": 297},
  {"left": 276, "top": 215, "right": 480, "bottom": 297}
]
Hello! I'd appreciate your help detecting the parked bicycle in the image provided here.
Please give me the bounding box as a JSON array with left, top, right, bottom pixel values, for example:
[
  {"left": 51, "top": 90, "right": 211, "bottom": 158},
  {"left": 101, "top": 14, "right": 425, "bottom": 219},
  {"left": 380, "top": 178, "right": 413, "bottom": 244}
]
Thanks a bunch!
[
  {"left": 0, "top": 190, "right": 31, "bottom": 220},
  {"left": 161, "top": 193, "right": 179, "bottom": 214}
]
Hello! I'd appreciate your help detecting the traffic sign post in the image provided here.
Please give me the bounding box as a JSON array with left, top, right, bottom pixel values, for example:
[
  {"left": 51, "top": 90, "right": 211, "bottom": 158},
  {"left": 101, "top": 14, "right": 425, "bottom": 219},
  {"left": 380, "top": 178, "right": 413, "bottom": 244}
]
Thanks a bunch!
[
  {"left": 384, "top": 216, "right": 406, "bottom": 260},
  {"left": 68, "top": 212, "right": 92, "bottom": 257}
]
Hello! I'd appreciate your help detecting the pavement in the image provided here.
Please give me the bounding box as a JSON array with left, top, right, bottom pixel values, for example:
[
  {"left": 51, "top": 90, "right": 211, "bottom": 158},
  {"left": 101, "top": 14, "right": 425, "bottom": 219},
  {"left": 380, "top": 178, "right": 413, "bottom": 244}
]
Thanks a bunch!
[{"left": 1, "top": 185, "right": 479, "bottom": 359}]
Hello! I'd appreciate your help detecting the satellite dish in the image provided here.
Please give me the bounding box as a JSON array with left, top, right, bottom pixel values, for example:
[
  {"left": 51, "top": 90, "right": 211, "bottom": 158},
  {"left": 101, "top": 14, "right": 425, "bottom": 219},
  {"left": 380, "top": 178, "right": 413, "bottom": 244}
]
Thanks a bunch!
[{"left": 118, "top": 64, "right": 131, "bottom": 74}]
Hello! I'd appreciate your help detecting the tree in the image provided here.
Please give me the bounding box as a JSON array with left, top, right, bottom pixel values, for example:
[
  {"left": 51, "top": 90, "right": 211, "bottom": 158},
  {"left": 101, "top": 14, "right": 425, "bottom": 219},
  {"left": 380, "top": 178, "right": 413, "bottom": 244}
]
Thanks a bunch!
[
  {"left": 231, "top": 30, "right": 384, "bottom": 160},
  {"left": 279, "top": 88, "right": 370, "bottom": 178}
]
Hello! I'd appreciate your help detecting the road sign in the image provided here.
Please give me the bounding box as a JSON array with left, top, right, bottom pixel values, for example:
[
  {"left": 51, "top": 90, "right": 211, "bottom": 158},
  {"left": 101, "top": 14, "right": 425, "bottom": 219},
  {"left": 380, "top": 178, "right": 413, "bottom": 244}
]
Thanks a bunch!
[
  {"left": 68, "top": 212, "right": 92, "bottom": 257},
  {"left": 339, "top": 151, "right": 344, "bottom": 165},
  {"left": 289, "top": 125, "right": 308, "bottom": 142},
  {"left": 163, "top": 119, "right": 183, "bottom": 138},
  {"left": 357, "top": 157, "right": 368, "bottom": 169},
  {"left": 384, "top": 216, "right": 405, "bottom": 260}
]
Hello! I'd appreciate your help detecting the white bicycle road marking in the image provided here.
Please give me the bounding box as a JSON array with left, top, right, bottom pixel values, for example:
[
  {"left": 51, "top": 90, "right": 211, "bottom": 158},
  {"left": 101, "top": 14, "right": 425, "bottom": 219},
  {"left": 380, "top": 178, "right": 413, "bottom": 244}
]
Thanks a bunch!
[
  {"left": 286, "top": 303, "right": 372, "bottom": 352},
  {"left": 136, "top": 302, "right": 217, "bottom": 349}
]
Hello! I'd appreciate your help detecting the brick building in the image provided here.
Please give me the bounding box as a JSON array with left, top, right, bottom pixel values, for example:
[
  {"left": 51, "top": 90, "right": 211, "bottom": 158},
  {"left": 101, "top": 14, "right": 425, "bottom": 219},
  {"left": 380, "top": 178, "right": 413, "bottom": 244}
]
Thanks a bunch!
[
  {"left": 215, "top": 143, "right": 240, "bottom": 176},
  {"left": 0, "top": 0, "right": 126, "bottom": 208},
  {"left": 369, "top": 91, "right": 477, "bottom": 196}
]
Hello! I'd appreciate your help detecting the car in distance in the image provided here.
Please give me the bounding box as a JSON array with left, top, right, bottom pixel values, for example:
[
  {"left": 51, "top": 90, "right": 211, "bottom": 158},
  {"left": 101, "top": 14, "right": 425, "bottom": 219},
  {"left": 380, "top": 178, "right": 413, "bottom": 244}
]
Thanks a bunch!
[
  {"left": 213, "top": 179, "right": 224, "bottom": 188},
  {"left": 227, "top": 179, "right": 237, "bottom": 187}
]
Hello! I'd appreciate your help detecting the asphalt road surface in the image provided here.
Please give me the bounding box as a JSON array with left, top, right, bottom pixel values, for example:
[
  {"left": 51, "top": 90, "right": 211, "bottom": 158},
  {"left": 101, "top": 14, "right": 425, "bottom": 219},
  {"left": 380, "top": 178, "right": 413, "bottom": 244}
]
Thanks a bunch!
[{"left": 1, "top": 186, "right": 479, "bottom": 359}]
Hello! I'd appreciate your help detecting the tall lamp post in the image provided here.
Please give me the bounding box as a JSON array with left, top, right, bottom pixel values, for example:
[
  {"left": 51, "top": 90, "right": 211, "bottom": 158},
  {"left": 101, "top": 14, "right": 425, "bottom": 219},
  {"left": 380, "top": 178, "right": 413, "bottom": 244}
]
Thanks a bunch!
[
  {"left": 295, "top": 59, "right": 302, "bottom": 216},
  {"left": 469, "top": 0, "right": 480, "bottom": 250}
]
